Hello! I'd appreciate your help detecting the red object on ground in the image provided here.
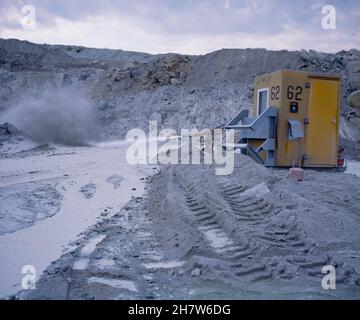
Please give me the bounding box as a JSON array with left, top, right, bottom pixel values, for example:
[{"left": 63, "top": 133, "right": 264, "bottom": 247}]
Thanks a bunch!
[
  {"left": 288, "top": 167, "right": 305, "bottom": 181},
  {"left": 338, "top": 158, "right": 345, "bottom": 167},
  {"left": 338, "top": 146, "right": 345, "bottom": 167}
]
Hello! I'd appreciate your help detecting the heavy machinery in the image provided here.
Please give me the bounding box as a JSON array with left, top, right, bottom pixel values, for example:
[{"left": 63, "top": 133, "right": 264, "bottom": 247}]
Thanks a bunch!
[{"left": 225, "top": 70, "right": 342, "bottom": 168}]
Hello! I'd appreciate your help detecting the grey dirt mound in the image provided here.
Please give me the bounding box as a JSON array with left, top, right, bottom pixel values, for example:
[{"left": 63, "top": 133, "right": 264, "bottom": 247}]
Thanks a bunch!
[
  {"left": 0, "top": 122, "right": 23, "bottom": 143},
  {"left": 1, "top": 39, "right": 360, "bottom": 157}
]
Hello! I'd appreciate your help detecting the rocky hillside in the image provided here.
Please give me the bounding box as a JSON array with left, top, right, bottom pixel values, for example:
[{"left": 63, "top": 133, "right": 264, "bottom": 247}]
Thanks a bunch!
[{"left": 0, "top": 38, "right": 360, "bottom": 158}]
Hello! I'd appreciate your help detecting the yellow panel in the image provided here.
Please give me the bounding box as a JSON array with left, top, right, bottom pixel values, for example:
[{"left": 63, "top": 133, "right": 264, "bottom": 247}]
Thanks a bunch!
[
  {"left": 276, "top": 71, "right": 309, "bottom": 166},
  {"left": 305, "top": 79, "right": 339, "bottom": 166},
  {"left": 253, "top": 70, "right": 340, "bottom": 167}
]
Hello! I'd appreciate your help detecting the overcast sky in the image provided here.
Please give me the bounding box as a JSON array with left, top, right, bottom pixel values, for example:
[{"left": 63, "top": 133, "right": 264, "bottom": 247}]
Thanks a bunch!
[{"left": 0, "top": 0, "right": 359, "bottom": 54}]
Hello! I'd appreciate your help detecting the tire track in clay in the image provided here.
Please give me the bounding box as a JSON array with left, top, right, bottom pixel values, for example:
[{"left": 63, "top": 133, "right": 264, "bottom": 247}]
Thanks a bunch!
[{"left": 185, "top": 184, "right": 272, "bottom": 282}]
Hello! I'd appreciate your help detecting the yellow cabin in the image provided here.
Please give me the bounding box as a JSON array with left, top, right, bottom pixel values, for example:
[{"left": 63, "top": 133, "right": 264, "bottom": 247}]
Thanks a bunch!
[{"left": 225, "top": 70, "right": 341, "bottom": 167}]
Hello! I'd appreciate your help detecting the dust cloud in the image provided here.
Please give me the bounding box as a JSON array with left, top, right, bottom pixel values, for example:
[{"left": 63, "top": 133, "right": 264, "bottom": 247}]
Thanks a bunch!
[{"left": 2, "top": 88, "right": 99, "bottom": 146}]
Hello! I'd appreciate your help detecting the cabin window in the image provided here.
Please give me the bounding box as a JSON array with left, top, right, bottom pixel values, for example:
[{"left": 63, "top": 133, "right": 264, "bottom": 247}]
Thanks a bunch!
[{"left": 257, "top": 88, "right": 269, "bottom": 115}]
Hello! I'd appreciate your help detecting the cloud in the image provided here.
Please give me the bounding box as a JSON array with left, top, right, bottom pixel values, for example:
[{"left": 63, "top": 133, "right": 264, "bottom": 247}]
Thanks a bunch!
[{"left": 0, "top": 0, "right": 359, "bottom": 54}]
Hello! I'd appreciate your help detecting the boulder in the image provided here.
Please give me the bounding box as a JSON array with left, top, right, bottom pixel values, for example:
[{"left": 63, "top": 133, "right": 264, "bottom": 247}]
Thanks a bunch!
[
  {"left": 0, "top": 123, "right": 24, "bottom": 144},
  {"left": 349, "top": 49, "right": 360, "bottom": 57},
  {"left": 0, "top": 123, "right": 21, "bottom": 136},
  {"left": 347, "top": 61, "right": 360, "bottom": 73},
  {"left": 190, "top": 268, "right": 201, "bottom": 277},
  {"left": 170, "top": 78, "right": 181, "bottom": 86},
  {"left": 347, "top": 90, "right": 360, "bottom": 108},
  {"left": 61, "top": 74, "right": 73, "bottom": 87},
  {"left": 349, "top": 73, "right": 360, "bottom": 90}
]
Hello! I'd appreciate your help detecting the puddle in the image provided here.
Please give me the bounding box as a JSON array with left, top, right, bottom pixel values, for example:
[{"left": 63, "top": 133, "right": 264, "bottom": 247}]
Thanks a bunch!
[
  {"left": 143, "top": 274, "right": 153, "bottom": 280},
  {"left": 200, "top": 228, "right": 234, "bottom": 249},
  {"left": 0, "top": 142, "right": 151, "bottom": 298},
  {"left": 346, "top": 161, "right": 360, "bottom": 178},
  {"left": 72, "top": 235, "right": 106, "bottom": 271},
  {"left": 80, "top": 235, "right": 106, "bottom": 257},
  {"left": 94, "top": 258, "right": 116, "bottom": 270},
  {"left": 142, "top": 261, "right": 185, "bottom": 269},
  {"left": 73, "top": 258, "right": 89, "bottom": 270},
  {"left": 242, "top": 182, "right": 270, "bottom": 198},
  {"left": 88, "top": 277, "right": 138, "bottom": 292}
]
